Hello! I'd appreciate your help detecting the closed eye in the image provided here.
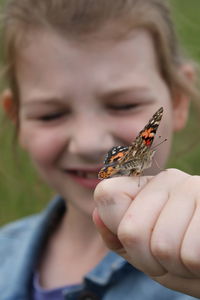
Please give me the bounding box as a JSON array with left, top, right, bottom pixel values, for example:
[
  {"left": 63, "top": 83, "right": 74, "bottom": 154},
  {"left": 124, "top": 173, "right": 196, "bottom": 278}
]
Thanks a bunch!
[
  {"left": 107, "top": 103, "right": 138, "bottom": 111},
  {"left": 38, "top": 111, "right": 66, "bottom": 121}
]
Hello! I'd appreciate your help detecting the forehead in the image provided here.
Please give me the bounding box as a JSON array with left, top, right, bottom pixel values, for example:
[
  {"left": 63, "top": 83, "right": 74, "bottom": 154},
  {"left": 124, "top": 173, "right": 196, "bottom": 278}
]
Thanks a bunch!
[{"left": 16, "top": 28, "right": 160, "bottom": 100}]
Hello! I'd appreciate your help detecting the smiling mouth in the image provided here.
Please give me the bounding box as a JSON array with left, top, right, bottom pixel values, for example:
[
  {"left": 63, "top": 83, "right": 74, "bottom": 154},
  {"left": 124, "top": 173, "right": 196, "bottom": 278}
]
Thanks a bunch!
[
  {"left": 65, "top": 169, "right": 99, "bottom": 179},
  {"left": 64, "top": 168, "right": 101, "bottom": 189}
]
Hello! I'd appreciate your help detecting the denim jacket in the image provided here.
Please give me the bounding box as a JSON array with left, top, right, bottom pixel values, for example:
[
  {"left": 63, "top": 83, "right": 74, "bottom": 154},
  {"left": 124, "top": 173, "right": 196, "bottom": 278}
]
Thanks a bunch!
[{"left": 0, "top": 196, "right": 198, "bottom": 300}]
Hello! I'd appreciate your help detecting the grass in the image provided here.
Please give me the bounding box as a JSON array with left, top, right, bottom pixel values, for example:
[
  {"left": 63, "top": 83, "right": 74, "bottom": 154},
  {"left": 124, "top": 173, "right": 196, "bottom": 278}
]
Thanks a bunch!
[
  {"left": 167, "top": 0, "right": 200, "bottom": 171},
  {"left": 0, "top": 121, "right": 53, "bottom": 225},
  {"left": 0, "top": 0, "right": 200, "bottom": 225}
]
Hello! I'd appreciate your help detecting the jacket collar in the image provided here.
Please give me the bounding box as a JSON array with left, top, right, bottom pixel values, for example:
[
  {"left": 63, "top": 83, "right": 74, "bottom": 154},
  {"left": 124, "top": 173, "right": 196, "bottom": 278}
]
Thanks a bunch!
[
  {"left": 3, "top": 196, "right": 65, "bottom": 299},
  {"left": 3, "top": 196, "right": 127, "bottom": 299}
]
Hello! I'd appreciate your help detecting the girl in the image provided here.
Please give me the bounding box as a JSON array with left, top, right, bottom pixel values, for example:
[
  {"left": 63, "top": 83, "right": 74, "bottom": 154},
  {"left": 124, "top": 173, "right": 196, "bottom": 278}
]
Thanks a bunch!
[{"left": 1, "top": 0, "right": 200, "bottom": 299}]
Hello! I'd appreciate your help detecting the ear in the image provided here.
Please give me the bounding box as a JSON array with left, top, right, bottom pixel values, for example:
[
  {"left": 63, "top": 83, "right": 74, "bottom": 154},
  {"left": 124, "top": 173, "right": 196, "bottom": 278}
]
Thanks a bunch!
[
  {"left": 1, "top": 89, "right": 17, "bottom": 123},
  {"left": 172, "top": 63, "right": 195, "bottom": 132}
]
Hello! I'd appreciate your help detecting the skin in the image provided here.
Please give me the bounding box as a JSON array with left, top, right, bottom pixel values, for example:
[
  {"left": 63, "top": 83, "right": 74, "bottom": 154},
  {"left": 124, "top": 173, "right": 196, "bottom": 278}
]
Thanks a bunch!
[
  {"left": 4, "top": 27, "right": 199, "bottom": 296},
  {"left": 94, "top": 173, "right": 200, "bottom": 298}
]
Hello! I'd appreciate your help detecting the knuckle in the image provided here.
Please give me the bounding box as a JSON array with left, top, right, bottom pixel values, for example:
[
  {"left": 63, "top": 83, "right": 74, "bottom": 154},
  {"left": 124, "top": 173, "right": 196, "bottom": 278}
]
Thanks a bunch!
[
  {"left": 117, "top": 222, "right": 143, "bottom": 248},
  {"left": 186, "top": 176, "right": 200, "bottom": 194},
  {"left": 157, "top": 168, "right": 189, "bottom": 184},
  {"left": 160, "top": 168, "right": 187, "bottom": 177},
  {"left": 94, "top": 180, "right": 116, "bottom": 205},
  {"left": 167, "top": 174, "right": 200, "bottom": 201},
  {"left": 176, "top": 175, "right": 200, "bottom": 201},
  {"left": 151, "top": 239, "right": 173, "bottom": 261},
  {"left": 181, "top": 249, "right": 200, "bottom": 274}
]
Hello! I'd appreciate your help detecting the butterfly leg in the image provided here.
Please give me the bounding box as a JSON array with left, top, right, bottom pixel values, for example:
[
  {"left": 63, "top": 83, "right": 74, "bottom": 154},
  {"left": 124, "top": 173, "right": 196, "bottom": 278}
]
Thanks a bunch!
[
  {"left": 153, "top": 157, "right": 166, "bottom": 172},
  {"left": 138, "top": 174, "right": 141, "bottom": 187}
]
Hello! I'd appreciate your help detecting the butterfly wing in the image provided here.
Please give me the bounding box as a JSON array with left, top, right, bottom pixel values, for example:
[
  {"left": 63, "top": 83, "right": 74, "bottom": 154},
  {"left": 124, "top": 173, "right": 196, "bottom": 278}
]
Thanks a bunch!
[
  {"left": 119, "top": 107, "right": 164, "bottom": 163},
  {"left": 138, "top": 106, "right": 163, "bottom": 148},
  {"left": 98, "top": 145, "right": 129, "bottom": 179},
  {"left": 104, "top": 145, "right": 129, "bottom": 165}
]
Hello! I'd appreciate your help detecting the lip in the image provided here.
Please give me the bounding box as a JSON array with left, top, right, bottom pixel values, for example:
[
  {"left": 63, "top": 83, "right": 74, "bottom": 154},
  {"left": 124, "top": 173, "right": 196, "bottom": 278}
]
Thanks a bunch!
[{"left": 63, "top": 166, "right": 102, "bottom": 189}]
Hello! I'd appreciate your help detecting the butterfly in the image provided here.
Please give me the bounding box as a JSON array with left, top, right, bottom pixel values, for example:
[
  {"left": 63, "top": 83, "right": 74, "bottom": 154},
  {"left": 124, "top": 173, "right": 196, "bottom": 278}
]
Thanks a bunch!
[{"left": 98, "top": 107, "right": 164, "bottom": 179}]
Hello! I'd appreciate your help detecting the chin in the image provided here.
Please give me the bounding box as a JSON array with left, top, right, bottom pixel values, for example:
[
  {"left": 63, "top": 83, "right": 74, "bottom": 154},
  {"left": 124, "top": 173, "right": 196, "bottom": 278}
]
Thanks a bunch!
[{"left": 60, "top": 190, "right": 96, "bottom": 216}]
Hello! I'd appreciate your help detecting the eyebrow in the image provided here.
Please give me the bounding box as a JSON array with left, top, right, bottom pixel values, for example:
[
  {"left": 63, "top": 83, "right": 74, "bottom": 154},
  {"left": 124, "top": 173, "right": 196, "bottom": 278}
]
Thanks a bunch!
[
  {"left": 21, "top": 97, "right": 65, "bottom": 107},
  {"left": 99, "top": 86, "right": 151, "bottom": 101},
  {"left": 21, "top": 86, "right": 151, "bottom": 107}
]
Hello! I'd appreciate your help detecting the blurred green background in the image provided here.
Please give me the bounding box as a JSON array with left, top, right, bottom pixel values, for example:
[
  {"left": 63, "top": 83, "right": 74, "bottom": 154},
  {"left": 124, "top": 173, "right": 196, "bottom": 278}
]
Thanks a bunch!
[{"left": 0, "top": 0, "right": 200, "bottom": 225}]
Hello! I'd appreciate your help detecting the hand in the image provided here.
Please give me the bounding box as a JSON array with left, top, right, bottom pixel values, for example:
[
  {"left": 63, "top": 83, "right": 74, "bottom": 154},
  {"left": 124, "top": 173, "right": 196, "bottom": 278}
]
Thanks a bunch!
[{"left": 93, "top": 169, "right": 200, "bottom": 298}]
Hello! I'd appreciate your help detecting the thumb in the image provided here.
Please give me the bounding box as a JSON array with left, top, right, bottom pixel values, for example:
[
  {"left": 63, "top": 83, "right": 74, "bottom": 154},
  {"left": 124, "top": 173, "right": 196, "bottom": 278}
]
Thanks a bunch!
[
  {"left": 94, "top": 176, "right": 150, "bottom": 234},
  {"left": 92, "top": 208, "right": 124, "bottom": 253}
]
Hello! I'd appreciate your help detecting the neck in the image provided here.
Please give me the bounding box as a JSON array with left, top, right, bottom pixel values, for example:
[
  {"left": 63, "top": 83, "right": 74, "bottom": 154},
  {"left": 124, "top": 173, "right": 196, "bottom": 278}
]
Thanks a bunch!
[
  {"left": 57, "top": 202, "right": 108, "bottom": 254},
  {"left": 38, "top": 201, "right": 109, "bottom": 288}
]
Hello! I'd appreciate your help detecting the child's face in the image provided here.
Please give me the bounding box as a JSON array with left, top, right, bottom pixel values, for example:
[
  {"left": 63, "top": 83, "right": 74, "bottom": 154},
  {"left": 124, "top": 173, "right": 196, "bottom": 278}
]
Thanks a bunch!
[{"left": 16, "top": 28, "right": 188, "bottom": 215}]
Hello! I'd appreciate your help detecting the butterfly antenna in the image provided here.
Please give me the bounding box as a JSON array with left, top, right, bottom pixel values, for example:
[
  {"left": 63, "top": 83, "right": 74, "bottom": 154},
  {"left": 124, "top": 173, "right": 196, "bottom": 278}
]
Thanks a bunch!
[
  {"left": 138, "top": 175, "right": 140, "bottom": 187},
  {"left": 137, "top": 164, "right": 145, "bottom": 187},
  {"left": 151, "top": 138, "right": 167, "bottom": 150}
]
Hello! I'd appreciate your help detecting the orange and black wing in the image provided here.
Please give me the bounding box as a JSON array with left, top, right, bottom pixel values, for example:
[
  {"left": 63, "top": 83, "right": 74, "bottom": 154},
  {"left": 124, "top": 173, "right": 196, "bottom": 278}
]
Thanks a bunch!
[{"left": 139, "top": 106, "right": 163, "bottom": 148}]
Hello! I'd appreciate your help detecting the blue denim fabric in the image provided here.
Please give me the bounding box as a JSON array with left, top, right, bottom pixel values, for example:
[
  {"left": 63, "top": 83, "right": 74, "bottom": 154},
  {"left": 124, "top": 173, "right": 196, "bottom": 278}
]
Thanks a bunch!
[{"left": 0, "top": 196, "right": 198, "bottom": 300}]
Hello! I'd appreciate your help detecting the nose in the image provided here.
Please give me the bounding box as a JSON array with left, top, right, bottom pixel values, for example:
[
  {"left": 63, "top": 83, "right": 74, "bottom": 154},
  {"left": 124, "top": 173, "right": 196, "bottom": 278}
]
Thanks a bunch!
[{"left": 68, "top": 115, "right": 114, "bottom": 159}]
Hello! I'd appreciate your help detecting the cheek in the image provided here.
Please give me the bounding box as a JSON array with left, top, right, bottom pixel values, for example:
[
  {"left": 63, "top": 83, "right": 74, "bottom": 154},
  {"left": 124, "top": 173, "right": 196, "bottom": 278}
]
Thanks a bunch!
[
  {"left": 154, "top": 114, "right": 173, "bottom": 168},
  {"left": 111, "top": 119, "right": 148, "bottom": 144},
  {"left": 115, "top": 126, "right": 137, "bottom": 143},
  {"left": 19, "top": 126, "right": 65, "bottom": 165}
]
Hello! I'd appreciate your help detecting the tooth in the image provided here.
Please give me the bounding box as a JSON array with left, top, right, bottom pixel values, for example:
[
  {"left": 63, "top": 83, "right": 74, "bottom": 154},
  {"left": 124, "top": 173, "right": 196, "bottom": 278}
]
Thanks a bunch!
[
  {"left": 74, "top": 170, "right": 97, "bottom": 179},
  {"left": 85, "top": 172, "right": 97, "bottom": 179},
  {"left": 77, "top": 171, "right": 85, "bottom": 177}
]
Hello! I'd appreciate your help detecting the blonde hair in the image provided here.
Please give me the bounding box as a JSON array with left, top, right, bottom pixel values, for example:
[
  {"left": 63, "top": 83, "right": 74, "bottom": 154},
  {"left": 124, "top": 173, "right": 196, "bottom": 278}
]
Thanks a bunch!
[{"left": 1, "top": 0, "right": 199, "bottom": 123}]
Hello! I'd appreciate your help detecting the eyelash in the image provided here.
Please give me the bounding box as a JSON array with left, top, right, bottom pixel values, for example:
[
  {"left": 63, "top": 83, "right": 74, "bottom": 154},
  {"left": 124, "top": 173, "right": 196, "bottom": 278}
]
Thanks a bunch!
[
  {"left": 107, "top": 103, "right": 139, "bottom": 111},
  {"left": 36, "top": 102, "right": 139, "bottom": 121},
  {"left": 39, "top": 112, "right": 65, "bottom": 121}
]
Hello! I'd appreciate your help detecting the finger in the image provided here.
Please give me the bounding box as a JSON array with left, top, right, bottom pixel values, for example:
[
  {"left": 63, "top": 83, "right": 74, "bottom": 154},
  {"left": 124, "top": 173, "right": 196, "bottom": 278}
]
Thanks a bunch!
[
  {"left": 153, "top": 273, "right": 200, "bottom": 298},
  {"left": 92, "top": 208, "right": 124, "bottom": 253},
  {"left": 118, "top": 169, "right": 189, "bottom": 276},
  {"left": 151, "top": 176, "right": 196, "bottom": 277},
  {"left": 181, "top": 178, "right": 200, "bottom": 276},
  {"left": 94, "top": 176, "right": 150, "bottom": 234}
]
